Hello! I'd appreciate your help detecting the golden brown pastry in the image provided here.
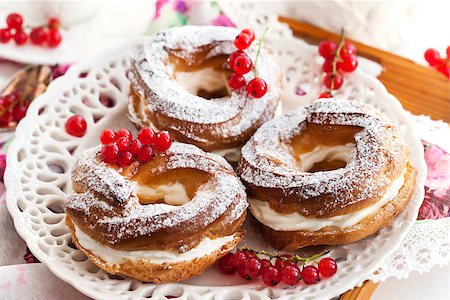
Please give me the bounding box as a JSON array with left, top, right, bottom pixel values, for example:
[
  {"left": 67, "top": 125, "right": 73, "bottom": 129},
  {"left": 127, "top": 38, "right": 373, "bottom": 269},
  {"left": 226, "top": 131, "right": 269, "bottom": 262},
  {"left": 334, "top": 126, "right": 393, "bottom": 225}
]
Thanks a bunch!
[
  {"left": 128, "top": 26, "right": 282, "bottom": 162},
  {"left": 237, "top": 98, "right": 416, "bottom": 250},
  {"left": 65, "top": 142, "right": 247, "bottom": 283}
]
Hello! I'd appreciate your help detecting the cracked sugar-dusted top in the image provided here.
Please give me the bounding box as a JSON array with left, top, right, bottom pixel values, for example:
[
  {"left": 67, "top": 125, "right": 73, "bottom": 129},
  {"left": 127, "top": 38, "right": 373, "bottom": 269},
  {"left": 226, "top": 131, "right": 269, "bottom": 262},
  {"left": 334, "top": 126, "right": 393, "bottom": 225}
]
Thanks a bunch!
[
  {"left": 65, "top": 142, "right": 248, "bottom": 248},
  {"left": 238, "top": 98, "right": 410, "bottom": 217}
]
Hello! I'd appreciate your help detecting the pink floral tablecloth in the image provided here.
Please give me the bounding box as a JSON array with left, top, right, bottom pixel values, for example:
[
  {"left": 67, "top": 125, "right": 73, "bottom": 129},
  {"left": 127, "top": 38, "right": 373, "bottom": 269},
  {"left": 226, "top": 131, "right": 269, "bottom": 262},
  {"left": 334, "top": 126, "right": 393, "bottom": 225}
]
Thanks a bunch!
[{"left": 0, "top": 1, "right": 449, "bottom": 299}]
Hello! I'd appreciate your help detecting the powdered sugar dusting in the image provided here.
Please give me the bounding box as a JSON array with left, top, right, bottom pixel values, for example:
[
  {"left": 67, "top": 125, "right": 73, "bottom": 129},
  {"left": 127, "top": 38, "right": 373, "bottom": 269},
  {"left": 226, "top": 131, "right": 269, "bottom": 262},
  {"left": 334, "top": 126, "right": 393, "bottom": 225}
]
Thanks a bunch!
[
  {"left": 66, "top": 142, "right": 248, "bottom": 245},
  {"left": 238, "top": 99, "right": 409, "bottom": 214},
  {"left": 128, "top": 25, "right": 282, "bottom": 142}
]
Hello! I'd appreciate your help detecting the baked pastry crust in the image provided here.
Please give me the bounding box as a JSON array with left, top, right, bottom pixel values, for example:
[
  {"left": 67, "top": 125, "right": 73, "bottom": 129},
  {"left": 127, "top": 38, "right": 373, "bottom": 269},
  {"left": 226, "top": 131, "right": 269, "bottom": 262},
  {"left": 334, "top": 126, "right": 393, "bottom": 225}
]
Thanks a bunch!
[
  {"left": 238, "top": 99, "right": 416, "bottom": 250},
  {"left": 128, "top": 26, "right": 282, "bottom": 152},
  {"left": 65, "top": 142, "right": 247, "bottom": 282}
]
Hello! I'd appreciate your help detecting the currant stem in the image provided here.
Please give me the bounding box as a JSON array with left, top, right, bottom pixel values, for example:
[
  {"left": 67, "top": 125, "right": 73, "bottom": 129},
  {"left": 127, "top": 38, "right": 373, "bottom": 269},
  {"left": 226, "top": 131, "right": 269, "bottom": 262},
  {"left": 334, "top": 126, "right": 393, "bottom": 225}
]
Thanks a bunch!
[
  {"left": 329, "top": 28, "right": 346, "bottom": 93},
  {"left": 253, "top": 27, "right": 269, "bottom": 78},
  {"left": 239, "top": 245, "right": 329, "bottom": 264}
]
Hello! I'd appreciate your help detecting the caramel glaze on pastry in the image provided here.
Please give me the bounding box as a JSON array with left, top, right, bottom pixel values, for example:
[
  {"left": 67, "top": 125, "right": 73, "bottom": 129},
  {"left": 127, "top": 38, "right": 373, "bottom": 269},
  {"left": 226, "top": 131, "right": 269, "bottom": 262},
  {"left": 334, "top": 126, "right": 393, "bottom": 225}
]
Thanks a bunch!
[
  {"left": 65, "top": 142, "right": 248, "bottom": 283},
  {"left": 237, "top": 98, "right": 416, "bottom": 250},
  {"left": 128, "top": 26, "right": 282, "bottom": 160}
]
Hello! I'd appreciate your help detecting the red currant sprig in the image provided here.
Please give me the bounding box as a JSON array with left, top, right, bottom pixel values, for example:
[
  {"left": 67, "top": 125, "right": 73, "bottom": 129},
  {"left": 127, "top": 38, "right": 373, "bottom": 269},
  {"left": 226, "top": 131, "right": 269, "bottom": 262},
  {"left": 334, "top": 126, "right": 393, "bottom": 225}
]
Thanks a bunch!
[
  {"left": 217, "top": 246, "right": 338, "bottom": 286},
  {"left": 424, "top": 47, "right": 450, "bottom": 79},
  {"left": 99, "top": 127, "right": 172, "bottom": 167},
  {"left": 317, "top": 30, "right": 358, "bottom": 98},
  {"left": 0, "top": 13, "right": 62, "bottom": 48},
  {"left": 0, "top": 91, "right": 31, "bottom": 127},
  {"left": 227, "top": 28, "right": 269, "bottom": 99}
]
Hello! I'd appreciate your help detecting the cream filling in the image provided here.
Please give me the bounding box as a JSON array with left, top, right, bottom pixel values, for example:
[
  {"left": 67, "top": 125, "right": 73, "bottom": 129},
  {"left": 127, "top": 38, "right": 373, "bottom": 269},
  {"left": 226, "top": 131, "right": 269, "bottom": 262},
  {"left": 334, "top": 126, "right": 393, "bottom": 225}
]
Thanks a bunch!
[
  {"left": 212, "top": 146, "right": 242, "bottom": 162},
  {"left": 133, "top": 181, "right": 190, "bottom": 206},
  {"left": 299, "top": 143, "right": 355, "bottom": 171},
  {"left": 249, "top": 171, "right": 406, "bottom": 231},
  {"left": 74, "top": 225, "right": 236, "bottom": 264},
  {"left": 174, "top": 67, "right": 228, "bottom": 96}
]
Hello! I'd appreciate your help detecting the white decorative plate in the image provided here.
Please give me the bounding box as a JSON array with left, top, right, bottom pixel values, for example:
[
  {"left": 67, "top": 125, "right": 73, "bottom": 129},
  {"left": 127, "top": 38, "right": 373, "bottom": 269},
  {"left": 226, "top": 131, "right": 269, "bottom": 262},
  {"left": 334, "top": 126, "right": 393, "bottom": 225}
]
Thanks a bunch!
[
  {"left": 5, "top": 32, "right": 426, "bottom": 299},
  {"left": 0, "top": 1, "right": 154, "bottom": 65}
]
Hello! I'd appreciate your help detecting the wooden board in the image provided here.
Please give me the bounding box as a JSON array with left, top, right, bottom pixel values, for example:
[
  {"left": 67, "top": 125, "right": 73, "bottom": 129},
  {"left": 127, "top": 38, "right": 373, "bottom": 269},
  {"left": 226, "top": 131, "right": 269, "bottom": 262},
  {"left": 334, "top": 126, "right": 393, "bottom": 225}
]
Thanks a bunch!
[{"left": 279, "top": 16, "right": 450, "bottom": 122}]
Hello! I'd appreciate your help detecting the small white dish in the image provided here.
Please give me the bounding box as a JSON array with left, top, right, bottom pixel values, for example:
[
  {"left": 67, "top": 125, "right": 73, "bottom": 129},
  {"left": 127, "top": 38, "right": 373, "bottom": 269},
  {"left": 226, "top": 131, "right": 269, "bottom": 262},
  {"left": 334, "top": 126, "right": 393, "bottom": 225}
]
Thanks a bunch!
[{"left": 0, "top": 0, "right": 155, "bottom": 65}]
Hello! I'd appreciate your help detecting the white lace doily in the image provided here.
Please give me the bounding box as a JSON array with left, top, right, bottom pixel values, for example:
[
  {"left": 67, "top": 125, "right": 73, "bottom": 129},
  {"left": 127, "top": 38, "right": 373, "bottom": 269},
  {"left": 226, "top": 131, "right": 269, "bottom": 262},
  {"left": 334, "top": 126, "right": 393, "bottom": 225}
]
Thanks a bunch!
[
  {"left": 373, "top": 116, "right": 450, "bottom": 281},
  {"left": 220, "top": 0, "right": 449, "bottom": 283}
]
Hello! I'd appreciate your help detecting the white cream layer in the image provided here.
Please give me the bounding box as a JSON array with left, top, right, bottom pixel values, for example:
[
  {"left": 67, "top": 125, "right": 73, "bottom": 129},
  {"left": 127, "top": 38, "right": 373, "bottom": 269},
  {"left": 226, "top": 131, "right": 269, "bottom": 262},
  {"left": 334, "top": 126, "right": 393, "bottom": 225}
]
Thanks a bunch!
[
  {"left": 74, "top": 225, "right": 236, "bottom": 264},
  {"left": 174, "top": 67, "right": 228, "bottom": 96},
  {"left": 249, "top": 171, "right": 406, "bottom": 231},
  {"left": 299, "top": 143, "right": 355, "bottom": 171},
  {"left": 134, "top": 181, "right": 190, "bottom": 206}
]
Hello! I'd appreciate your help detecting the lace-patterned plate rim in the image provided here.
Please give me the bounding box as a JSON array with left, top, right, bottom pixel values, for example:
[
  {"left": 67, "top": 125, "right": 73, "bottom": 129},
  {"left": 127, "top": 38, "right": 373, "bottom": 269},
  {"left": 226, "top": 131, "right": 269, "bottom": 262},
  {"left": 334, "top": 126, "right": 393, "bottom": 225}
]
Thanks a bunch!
[{"left": 4, "top": 37, "right": 426, "bottom": 300}]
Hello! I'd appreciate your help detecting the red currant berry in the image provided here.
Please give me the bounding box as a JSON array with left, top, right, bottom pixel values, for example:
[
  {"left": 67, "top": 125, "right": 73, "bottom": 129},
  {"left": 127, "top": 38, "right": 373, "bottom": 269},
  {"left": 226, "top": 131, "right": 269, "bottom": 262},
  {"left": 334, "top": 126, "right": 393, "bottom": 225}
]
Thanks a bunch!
[
  {"left": 232, "top": 55, "right": 253, "bottom": 75},
  {"left": 101, "top": 143, "right": 119, "bottom": 163},
  {"left": 261, "top": 266, "right": 282, "bottom": 286},
  {"left": 137, "top": 145, "right": 154, "bottom": 163},
  {"left": 337, "top": 54, "right": 358, "bottom": 72},
  {"left": 137, "top": 127, "right": 155, "bottom": 144},
  {"left": 48, "top": 17, "right": 60, "bottom": 29},
  {"left": 318, "top": 40, "right": 337, "bottom": 59},
  {"left": 218, "top": 253, "right": 237, "bottom": 275},
  {"left": 116, "top": 128, "right": 132, "bottom": 140},
  {"left": 324, "top": 72, "right": 343, "bottom": 89},
  {"left": 234, "top": 33, "right": 252, "bottom": 50},
  {"left": 47, "top": 29, "right": 62, "bottom": 48},
  {"left": 247, "top": 78, "right": 267, "bottom": 98},
  {"left": 3, "top": 93, "right": 17, "bottom": 106},
  {"left": 242, "top": 257, "right": 263, "bottom": 279},
  {"left": 6, "top": 13, "right": 23, "bottom": 30},
  {"left": 65, "top": 115, "right": 87, "bottom": 137},
  {"left": 127, "top": 139, "right": 142, "bottom": 155},
  {"left": 116, "top": 137, "right": 130, "bottom": 151},
  {"left": 0, "top": 29, "right": 11, "bottom": 43},
  {"left": 237, "top": 261, "right": 250, "bottom": 279},
  {"left": 424, "top": 48, "right": 441, "bottom": 66},
  {"left": 117, "top": 151, "right": 133, "bottom": 167},
  {"left": 340, "top": 41, "right": 357, "bottom": 56},
  {"left": 232, "top": 251, "right": 248, "bottom": 268},
  {"left": 319, "top": 91, "right": 332, "bottom": 98},
  {"left": 322, "top": 58, "right": 334, "bottom": 73},
  {"left": 154, "top": 131, "right": 172, "bottom": 152},
  {"left": 275, "top": 254, "right": 295, "bottom": 269},
  {"left": 260, "top": 259, "right": 271, "bottom": 269},
  {"left": 302, "top": 265, "right": 319, "bottom": 284},
  {"left": 100, "top": 129, "right": 116, "bottom": 144},
  {"left": 30, "top": 28, "right": 48, "bottom": 45},
  {"left": 14, "top": 30, "right": 27, "bottom": 45},
  {"left": 281, "top": 265, "right": 301, "bottom": 286},
  {"left": 12, "top": 104, "right": 27, "bottom": 121},
  {"left": 436, "top": 64, "right": 450, "bottom": 78},
  {"left": 228, "top": 73, "right": 246, "bottom": 90},
  {"left": 241, "top": 28, "right": 255, "bottom": 43},
  {"left": 242, "top": 250, "right": 255, "bottom": 258},
  {"left": 318, "top": 258, "right": 337, "bottom": 277},
  {"left": 227, "top": 50, "right": 245, "bottom": 68},
  {"left": 446, "top": 46, "right": 450, "bottom": 59}
]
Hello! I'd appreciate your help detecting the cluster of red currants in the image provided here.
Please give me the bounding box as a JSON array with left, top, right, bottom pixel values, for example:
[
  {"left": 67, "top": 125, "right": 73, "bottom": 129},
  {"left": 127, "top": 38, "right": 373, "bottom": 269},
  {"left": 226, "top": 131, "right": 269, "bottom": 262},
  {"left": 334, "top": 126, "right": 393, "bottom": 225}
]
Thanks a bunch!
[
  {"left": 218, "top": 249, "right": 337, "bottom": 286},
  {"left": 317, "top": 37, "right": 358, "bottom": 98},
  {"left": 99, "top": 127, "right": 172, "bottom": 167},
  {"left": 0, "top": 91, "right": 29, "bottom": 127},
  {"left": 227, "top": 28, "right": 268, "bottom": 98},
  {"left": 0, "top": 13, "right": 62, "bottom": 47},
  {"left": 424, "top": 47, "right": 450, "bottom": 79}
]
